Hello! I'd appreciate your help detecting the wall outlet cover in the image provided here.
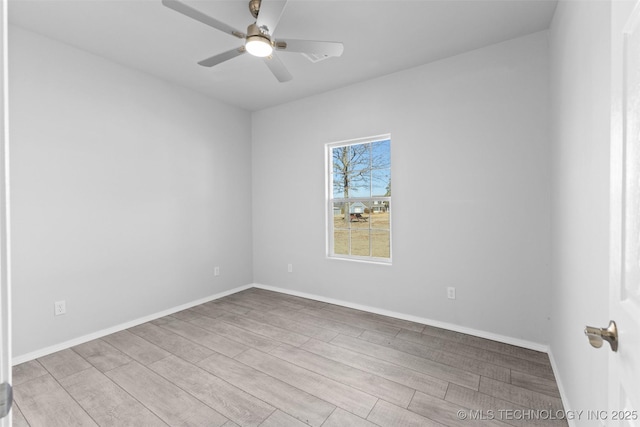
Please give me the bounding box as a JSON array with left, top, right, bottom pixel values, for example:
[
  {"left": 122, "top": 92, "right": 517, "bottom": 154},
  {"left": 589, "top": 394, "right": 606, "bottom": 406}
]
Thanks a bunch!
[
  {"left": 447, "top": 287, "right": 456, "bottom": 300},
  {"left": 54, "top": 300, "right": 66, "bottom": 316}
]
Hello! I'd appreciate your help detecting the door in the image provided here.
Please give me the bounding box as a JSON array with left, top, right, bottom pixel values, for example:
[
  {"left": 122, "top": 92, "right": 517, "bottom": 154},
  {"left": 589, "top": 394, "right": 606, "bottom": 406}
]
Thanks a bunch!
[
  {"left": 0, "top": 0, "right": 11, "bottom": 425},
  {"left": 610, "top": 0, "right": 640, "bottom": 422}
]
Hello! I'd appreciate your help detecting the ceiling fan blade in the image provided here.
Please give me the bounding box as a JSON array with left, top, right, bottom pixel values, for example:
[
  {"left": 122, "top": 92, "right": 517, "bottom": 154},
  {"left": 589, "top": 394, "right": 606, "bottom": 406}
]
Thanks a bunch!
[
  {"left": 275, "top": 39, "right": 344, "bottom": 57},
  {"left": 162, "top": 0, "right": 245, "bottom": 39},
  {"left": 198, "top": 47, "right": 246, "bottom": 67},
  {"left": 256, "top": 0, "right": 288, "bottom": 35},
  {"left": 263, "top": 53, "right": 292, "bottom": 82}
]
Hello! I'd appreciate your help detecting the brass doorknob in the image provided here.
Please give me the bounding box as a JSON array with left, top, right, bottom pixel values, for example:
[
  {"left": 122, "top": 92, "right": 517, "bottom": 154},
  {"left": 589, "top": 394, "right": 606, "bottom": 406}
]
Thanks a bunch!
[{"left": 584, "top": 320, "right": 618, "bottom": 352}]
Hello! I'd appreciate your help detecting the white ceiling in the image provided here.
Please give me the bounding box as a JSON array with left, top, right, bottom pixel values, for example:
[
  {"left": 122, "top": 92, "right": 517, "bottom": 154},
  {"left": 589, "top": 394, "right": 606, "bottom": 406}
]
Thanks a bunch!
[{"left": 9, "top": 0, "right": 558, "bottom": 111}]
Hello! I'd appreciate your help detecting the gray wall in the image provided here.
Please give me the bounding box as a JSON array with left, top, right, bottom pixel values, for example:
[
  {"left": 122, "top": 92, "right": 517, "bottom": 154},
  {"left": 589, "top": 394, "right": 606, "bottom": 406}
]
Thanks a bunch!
[
  {"left": 548, "top": 0, "right": 611, "bottom": 421},
  {"left": 252, "top": 32, "right": 553, "bottom": 346},
  {"left": 9, "top": 26, "right": 253, "bottom": 358}
]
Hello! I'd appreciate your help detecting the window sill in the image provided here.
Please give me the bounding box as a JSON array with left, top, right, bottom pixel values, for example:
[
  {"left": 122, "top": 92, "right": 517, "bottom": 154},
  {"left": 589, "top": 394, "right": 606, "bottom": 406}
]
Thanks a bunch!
[{"left": 327, "top": 255, "right": 392, "bottom": 266}]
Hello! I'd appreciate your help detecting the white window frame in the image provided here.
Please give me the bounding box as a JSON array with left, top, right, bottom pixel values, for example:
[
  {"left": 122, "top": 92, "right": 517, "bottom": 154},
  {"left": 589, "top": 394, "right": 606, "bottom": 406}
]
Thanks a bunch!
[{"left": 326, "top": 134, "right": 392, "bottom": 264}]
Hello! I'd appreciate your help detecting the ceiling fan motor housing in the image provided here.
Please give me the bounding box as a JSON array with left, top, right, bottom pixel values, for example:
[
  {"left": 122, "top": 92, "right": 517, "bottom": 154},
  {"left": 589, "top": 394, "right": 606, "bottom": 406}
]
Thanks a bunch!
[
  {"left": 245, "top": 23, "right": 273, "bottom": 57},
  {"left": 246, "top": 23, "right": 272, "bottom": 44}
]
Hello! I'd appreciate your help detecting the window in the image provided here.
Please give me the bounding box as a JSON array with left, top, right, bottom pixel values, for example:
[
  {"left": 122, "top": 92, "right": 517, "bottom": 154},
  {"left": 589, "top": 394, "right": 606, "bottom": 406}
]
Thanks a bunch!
[{"left": 327, "top": 135, "right": 391, "bottom": 263}]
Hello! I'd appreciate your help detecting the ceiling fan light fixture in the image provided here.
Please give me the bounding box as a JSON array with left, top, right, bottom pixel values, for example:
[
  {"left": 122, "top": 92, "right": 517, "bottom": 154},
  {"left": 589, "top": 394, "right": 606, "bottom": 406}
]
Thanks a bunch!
[
  {"left": 163, "top": 0, "right": 344, "bottom": 83},
  {"left": 245, "top": 35, "right": 273, "bottom": 57}
]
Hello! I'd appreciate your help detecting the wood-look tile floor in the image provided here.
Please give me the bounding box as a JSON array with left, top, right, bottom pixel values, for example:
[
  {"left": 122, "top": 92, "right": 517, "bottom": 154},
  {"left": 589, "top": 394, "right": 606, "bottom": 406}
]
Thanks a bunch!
[{"left": 12, "top": 288, "right": 568, "bottom": 427}]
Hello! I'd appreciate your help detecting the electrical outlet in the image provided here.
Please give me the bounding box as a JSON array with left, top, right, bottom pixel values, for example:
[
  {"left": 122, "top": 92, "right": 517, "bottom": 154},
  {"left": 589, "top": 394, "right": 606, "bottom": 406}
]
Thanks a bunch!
[
  {"left": 214, "top": 266, "right": 220, "bottom": 277},
  {"left": 54, "top": 300, "right": 66, "bottom": 316},
  {"left": 447, "top": 287, "right": 456, "bottom": 300},
  {"left": 287, "top": 263, "right": 293, "bottom": 273}
]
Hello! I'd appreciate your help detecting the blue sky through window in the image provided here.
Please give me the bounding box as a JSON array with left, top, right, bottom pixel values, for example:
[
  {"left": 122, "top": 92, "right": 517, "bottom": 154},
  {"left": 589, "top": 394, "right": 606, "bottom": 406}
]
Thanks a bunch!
[{"left": 331, "top": 138, "right": 390, "bottom": 199}]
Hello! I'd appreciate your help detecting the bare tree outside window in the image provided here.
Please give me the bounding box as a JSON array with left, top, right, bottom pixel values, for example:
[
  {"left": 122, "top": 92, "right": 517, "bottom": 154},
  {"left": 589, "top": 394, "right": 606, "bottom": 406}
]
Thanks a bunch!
[{"left": 327, "top": 136, "right": 391, "bottom": 261}]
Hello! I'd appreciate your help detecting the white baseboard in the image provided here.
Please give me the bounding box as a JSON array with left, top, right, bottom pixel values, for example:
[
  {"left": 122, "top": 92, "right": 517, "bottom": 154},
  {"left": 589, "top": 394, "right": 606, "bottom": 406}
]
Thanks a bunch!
[
  {"left": 252, "top": 283, "right": 549, "bottom": 353},
  {"left": 12, "top": 284, "right": 253, "bottom": 365},
  {"left": 546, "top": 349, "right": 575, "bottom": 427},
  {"left": 14, "top": 282, "right": 550, "bottom": 366}
]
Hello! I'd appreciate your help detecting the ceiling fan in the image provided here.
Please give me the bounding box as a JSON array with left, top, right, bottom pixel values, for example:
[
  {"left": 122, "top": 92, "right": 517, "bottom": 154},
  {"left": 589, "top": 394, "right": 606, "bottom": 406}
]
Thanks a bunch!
[{"left": 162, "top": 0, "right": 345, "bottom": 82}]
